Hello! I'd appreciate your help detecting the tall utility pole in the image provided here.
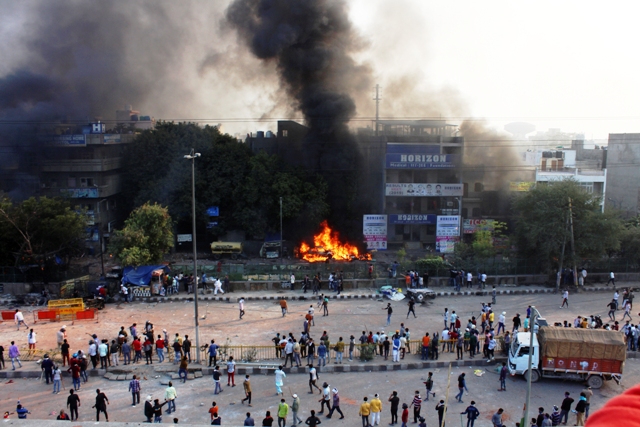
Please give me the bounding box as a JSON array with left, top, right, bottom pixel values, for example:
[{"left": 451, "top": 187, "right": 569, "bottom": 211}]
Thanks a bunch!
[
  {"left": 184, "top": 148, "right": 201, "bottom": 363},
  {"left": 374, "top": 84, "right": 381, "bottom": 136},
  {"left": 280, "top": 197, "right": 283, "bottom": 262},
  {"left": 568, "top": 198, "right": 578, "bottom": 287}
]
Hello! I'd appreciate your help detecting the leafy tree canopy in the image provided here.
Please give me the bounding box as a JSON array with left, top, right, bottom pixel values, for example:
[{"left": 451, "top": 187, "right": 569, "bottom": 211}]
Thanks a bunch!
[
  {"left": 109, "top": 202, "right": 173, "bottom": 267},
  {"left": 511, "top": 179, "right": 623, "bottom": 272},
  {"left": 0, "top": 196, "right": 87, "bottom": 266}
]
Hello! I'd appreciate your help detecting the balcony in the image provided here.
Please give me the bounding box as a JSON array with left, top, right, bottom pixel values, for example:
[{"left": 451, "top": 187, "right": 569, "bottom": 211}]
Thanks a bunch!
[{"left": 42, "top": 157, "right": 124, "bottom": 173}]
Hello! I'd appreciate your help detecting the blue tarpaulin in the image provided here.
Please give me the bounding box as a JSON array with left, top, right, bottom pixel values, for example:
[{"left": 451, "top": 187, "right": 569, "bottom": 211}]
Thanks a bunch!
[{"left": 122, "top": 265, "right": 170, "bottom": 286}]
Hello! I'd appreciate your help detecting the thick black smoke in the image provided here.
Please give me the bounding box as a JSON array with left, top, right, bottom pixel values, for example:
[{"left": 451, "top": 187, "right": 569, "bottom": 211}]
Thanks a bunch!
[
  {"left": 226, "top": 0, "right": 373, "bottom": 236},
  {"left": 0, "top": 1, "right": 203, "bottom": 197}
]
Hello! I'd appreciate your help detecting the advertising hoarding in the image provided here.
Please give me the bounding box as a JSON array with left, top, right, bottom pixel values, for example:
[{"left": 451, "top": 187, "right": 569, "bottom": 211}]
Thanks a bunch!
[
  {"left": 509, "top": 182, "right": 535, "bottom": 192},
  {"left": 463, "top": 219, "right": 495, "bottom": 234},
  {"left": 436, "top": 236, "right": 459, "bottom": 253},
  {"left": 363, "top": 214, "right": 387, "bottom": 250},
  {"left": 436, "top": 215, "right": 461, "bottom": 237},
  {"left": 388, "top": 214, "right": 437, "bottom": 225},
  {"left": 385, "top": 183, "right": 463, "bottom": 197}
]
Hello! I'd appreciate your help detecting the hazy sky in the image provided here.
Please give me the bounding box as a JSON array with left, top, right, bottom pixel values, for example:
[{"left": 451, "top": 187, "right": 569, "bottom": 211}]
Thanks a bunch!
[
  {"left": 348, "top": 1, "right": 640, "bottom": 140},
  {"left": 2, "top": 1, "right": 638, "bottom": 141}
]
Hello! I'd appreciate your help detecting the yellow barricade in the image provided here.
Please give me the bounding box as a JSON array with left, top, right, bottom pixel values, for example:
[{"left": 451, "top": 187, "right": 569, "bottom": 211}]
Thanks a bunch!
[{"left": 48, "top": 298, "right": 84, "bottom": 314}]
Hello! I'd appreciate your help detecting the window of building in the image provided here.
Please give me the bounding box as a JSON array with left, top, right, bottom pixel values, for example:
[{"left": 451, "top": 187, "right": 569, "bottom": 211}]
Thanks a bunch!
[
  {"left": 80, "top": 177, "right": 94, "bottom": 187},
  {"left": 474, "top": 182, "right": 483, "bottom": 192},
  {"left": 463, "top": 183, "right": 468, "bottom": 197},
  {"left": 578, "top": 182, "right": 594, "bottom": 193},
  {"left": 68, "top": 176, "right": 76, "bottom": 187},
  {"left": 472, "top": 207, "right": 482, "bottom": 217},
  {"left": 395, "top": 224, "right": 404, "bottom": 236},
  {"left": 461, "top": 208, "right": 468, "bottom": 218},
  {"left": 426, "top": 225, "right": 436, "bottom": 236},
  {"left": 282, "top": 130, "right": 288, "bottom": 137}
]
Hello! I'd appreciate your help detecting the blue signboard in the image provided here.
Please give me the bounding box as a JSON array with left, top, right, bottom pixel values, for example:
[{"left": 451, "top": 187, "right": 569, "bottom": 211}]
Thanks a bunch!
[
  {"left": 385, "top": 153, "right": 457, "bottom": 169},
  {"left": 39, "top": 134, "right": 86, "bottom": 146},
  {"left": 388, "top": 214, "right": 437, "bottom": 225},
  {"left": 206, "top": 206, "right": 219, "bottom": 217}
]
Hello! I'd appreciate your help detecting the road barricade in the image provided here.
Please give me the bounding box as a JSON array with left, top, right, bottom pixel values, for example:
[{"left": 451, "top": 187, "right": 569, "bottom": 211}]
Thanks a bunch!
[
  {"left": 1, "top": 311, "right": 15, "bottom": 321},
  {"left": 34, "top": 310, "right": 60, "bottom": 323}
]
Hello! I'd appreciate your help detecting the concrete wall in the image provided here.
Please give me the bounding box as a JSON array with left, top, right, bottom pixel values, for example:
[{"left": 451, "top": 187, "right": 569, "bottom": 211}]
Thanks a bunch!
[{"left": 606, "top": 133, "right": 640, "bottom": 216}]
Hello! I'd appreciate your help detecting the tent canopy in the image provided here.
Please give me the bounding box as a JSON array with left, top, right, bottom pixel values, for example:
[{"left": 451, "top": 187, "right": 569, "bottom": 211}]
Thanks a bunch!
[{"left": 122, "top": 265, "right": 170, "bottom": 287}]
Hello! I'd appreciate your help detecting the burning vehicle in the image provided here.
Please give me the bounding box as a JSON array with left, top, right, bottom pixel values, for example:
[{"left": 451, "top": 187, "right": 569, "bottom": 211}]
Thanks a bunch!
[{"left": 297, "top": 221, "right": 371, "bottom": 263}]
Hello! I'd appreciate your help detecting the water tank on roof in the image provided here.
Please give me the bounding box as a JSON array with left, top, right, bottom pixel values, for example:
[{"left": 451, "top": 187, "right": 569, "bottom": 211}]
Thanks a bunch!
[
  {"left": 140, "top": 115, "right": 150, "bottom": 121},
  {"left": 266, "top": 130, "right": 274, "bottom": 138},
  {"left": 257, "top": 131, "right": 265, "bottom": 138},
  {"left": 130, "top": 115, "right": 139, "bottom": 121}
]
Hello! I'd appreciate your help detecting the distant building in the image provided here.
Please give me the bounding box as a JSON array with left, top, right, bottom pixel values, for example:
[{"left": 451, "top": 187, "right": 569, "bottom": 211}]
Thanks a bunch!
[
  {"left": 606, "top": 133, "right": 640, "bottom": 216},
  {"left": 115, "top": 104, "right": 155, "bottom": 131}
]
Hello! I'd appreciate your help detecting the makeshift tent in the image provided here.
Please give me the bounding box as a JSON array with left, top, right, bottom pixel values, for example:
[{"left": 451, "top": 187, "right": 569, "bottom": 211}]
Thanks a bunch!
[{"left": 122, "top": 265, "right": 170, "bottom": 286}]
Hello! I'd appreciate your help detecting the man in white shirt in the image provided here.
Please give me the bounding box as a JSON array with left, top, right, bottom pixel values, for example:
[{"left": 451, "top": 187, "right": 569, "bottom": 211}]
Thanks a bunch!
[
  {"left": 274, "top": 365, "right": 286, "bottom": 395},
  {"left": 466, "top": 272, "right": 473, "bottom": 289},
  {"left": 214, "top": 278, "right": 224, "bottom": 294},
  {"left": 614, "top": 291, "right": 620, "bottom": 309},
  {"left": 14, "top": 309, "right": 28, "bottom": 330},
  {"left": 607, "top": 271, "right": 615, "bottom": 286},
  {"left": 497, "top": 312, "right": 506, "bottom": 335}
]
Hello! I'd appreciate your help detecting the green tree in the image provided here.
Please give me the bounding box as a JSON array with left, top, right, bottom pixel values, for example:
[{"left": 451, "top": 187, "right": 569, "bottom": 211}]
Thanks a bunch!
[
  {"left": 471, "top": 221, "right": 507, "bottom": 259},
  {"left": 0, "top": 196, "right": 87, "bottom": 266},
  {"left": 618, "top": 217, "right": 640, "bottom": 263},
  {"left": 512, "top": 180, "right": 623, "bottom": 272},
  {"left": 109, "top": 202, "right": 174, "bottom": 267}
]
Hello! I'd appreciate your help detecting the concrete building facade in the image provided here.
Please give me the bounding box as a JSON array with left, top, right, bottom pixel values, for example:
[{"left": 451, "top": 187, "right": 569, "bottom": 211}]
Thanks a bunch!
[{"left": 606, "top": 133, "right": 640, "bottom": 216}]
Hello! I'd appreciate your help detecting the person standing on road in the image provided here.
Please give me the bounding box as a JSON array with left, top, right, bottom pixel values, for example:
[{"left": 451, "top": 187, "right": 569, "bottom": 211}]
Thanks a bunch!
[
  {"left": 623, "top": 301, "right": 633, "bottom": 321},
  {"left": 156, "top": 334, "right": 165, "bottom": 363},
  {"left": 513, "top": 314, "right": 522, "bottom": 333},
  {"left": 575, "top": 393, "right": 587, "bottom": 426},
  {"left": 444, "top": 308, "right": 450, "bottom": 329},
  {"left": 613, "top": 291, "right": 620, "bottom": 310},
  {"left": 67, "top": 390, "right": 81, "bottom": 420},
  {"left": 370, "top": 393, "right": 382, "bottom": 426},
  {"left": 153, "top": 398, "right": 168, "bottom": 423},
  {"left": 308, "top": 364, "right": 321, "bottom": 394},
  {"left": 8, "top": 341, "right": 21, "bottom": 370},
  {"left": 280, "top": 298, "right": 288, "bottom": 317},
  {"left": 208, "top": 339, "right": 219, "bottom": 367},
  {"left": 277, "top": 398, "right": 289, "bottom": 427},
  {"left": 183, "top": 335, "right": 192, "bottom": 363},
  {"left": 165, "top": 381, "right": 177, "bottom": 414},
  {"left": 359, "top": 397, "right": 371, "bottom": 427},
  {"left": 305, "top": 410, "right": 321, "bottom": 427},
  {"left": 388, "top": 391, "right": 400, "bottom": 425},
  {"left": 274, "top": 365, "right": 286, "bottom": 395},
  {"left": 245, "top": 412, "right": 256, "bottom": 426},
  {"left": 492, "top": 408, "right": 504, "bottom": 427},
  {"left": 383, "top": 303, "right": 393, "bottom": 326},
  {"left": 559, "top": 392, "right": 574, "bottom": 425},
  {"left": 461, "top": 401, "right": 480, "bottom": 427},
  {"left": 322, "top": 295, "right": 329, "bottom": 316},
  {"left": 129, "top": 374, "right": 141, "bottom": 406},
  {"left": 392, "top": 334, "right": 401, "bottom": 362},
  {"left": 319, "top": 382, "right": 332, "bottom": 414},
  {"left": 581, "top": 386, "right": 593, "bottom": 420},
  {"left": 92, "top": 389, "right": 109, "bottom": 422},
  {"left": 499, "top": 362, "right": 508, "bottom": 391},
  {"left": 227, "top": 356, "right": 236, "bottom": 387},
  {"left": 436, "top": 401, "right": 446, "bottom": 427},
  {"left": 213, "top": 365, "right": 223, "bottom": 394},
  {"left": 423, "top": 372, "right": 435, "bottom": 400}
]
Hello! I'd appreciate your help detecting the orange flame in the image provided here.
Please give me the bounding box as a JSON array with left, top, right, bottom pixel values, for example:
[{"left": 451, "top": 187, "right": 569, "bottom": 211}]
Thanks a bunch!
[{"left": 298, "top": 220, "right": 372, "bottom": 263}]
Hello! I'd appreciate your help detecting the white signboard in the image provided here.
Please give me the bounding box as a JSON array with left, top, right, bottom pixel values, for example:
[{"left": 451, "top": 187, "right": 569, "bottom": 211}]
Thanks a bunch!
[
  {"left": 363, "top": 214, "right": 387, "bottom": 250},
  {"left": 176, "top": 234, "right": 193, "bottom": 243},
  {"left": 436, "top": 215, "right": 461, "bottom": 237},
  {"left": 385, "top": 183, "right": 464, "bottom": 197}
]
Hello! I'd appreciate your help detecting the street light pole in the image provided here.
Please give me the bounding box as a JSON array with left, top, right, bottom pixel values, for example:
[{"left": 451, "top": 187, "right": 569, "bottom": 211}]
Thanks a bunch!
[
  {"left": 184, "top": 148, "right": 201, "bottom": 363},
  {"left": 523, "top": 305, "right": 539, "bottom": 427},
  {"left": 280, "top": 197, "right": 283, "bottom": 261}
]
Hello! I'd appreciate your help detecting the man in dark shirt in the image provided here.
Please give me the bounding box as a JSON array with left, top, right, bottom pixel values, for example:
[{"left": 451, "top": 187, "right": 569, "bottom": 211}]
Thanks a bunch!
[
  {"left": 183, "top": 335, "right": 192, "bottom": 362},
  {"left": 153, "top": 399, "right": 168, "bottom": 423},
  {"left": 67, "top": 390, "right": 81, "bottom": 421},
  {"left": 559, "top": 392, "right": 574, "bottom": 425},
  {"left": 388, "top": 391, "right": 400, "bottom": 425},
  {"left": 305, "top": 409, "right": 321, "bottom": 427},
  {"left": 92, "top": 389, "right": 109, "bottom": 422},
  {"left": 61, "top": 340, "right": 70, "bottom": 366}
]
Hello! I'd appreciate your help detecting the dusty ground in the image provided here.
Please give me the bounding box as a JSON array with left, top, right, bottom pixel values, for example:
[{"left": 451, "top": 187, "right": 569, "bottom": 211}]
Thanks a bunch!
[{"left": 1, "top": 287, "right": 637, "bottom": 425}]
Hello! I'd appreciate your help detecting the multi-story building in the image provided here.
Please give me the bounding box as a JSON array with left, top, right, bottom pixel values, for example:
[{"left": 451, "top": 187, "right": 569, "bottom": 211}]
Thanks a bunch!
[
  {"left": 606, "top": 133, "right": 640, "bottom": 216},
  {"left": 39, "top": 124, "right": 137, "bottom": 254}
]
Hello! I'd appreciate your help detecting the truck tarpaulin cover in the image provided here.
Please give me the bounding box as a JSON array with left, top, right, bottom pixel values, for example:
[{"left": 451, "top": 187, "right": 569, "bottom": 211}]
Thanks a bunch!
[
  {"left": 538, "top": 327, "right": 626, "bottom": 361},
  {"left": 122, "top": 265, "right": 169, "bottom": 287}
]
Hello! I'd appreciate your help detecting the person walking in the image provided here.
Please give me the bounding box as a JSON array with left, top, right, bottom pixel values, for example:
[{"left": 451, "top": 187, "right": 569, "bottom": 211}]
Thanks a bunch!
[
  {"left": 322, "top": 295, "right": 329, "bottom": 316},
  {"left": 143, "top": 396, "right": 154, "bottom": 423},
  {"left": 407, "top": 300, "right": 416, "bottom": 319},
  {"left": 492, "top": 408, "right": 504, "bottom": 427},
  {"left": 319, "top": 382, "right": 332, "bottom": 414},
  {"left": 153, "top": 398, "right": 168, "bottom": 423},
  {"left": 461, "top": 401, "right": 480, "bottom": 427},
  {"left": 92, "top": 389, "right": 109, "bottom": 422},
  {"left": 575, "top": 393, "right": 587, "bottom": 426},
  {"left": 239, "top": 297, "right": 246, "bottom": 319},
  {"left": 560, "top": 290, "right": 569, "bottom": 308},
  {"left": 178, "top": 355, "right": 188, "bottom": 383},
  {"left": 14, "top": 309, "right": 28, "bottom": 330},
  {"left": 581, "top": 386, "right": 593, "bottom": 420},
  {"left": 51, "top": 364, "right": 62, "bottom": 394},
  {"left": 129, "top": 374, "right": 141, "bottom": 407},
  {"left": 455, "top": 373, "right": 468, "bottom": 403},
  {"left": 280, "top": 298, "right": 288, "bottom": 317},
  {"left": 359, "top": 397, "right": 371, "bottom": 427},
  {"left": 327, "top": 388, "right": 345, "bottom": 420},
  {"left": 241, "top": 374, "right": 252, "bottom": 406},
  {"left": 498, "top": 362, "right": 508, "bottom": 391},
  {"left": 623, "top": 301, "right": 633, "bottom": 321},
  {"left": 423, "top": 372, "right": 436, "bottom": 401},
  {"left": 156, "top": 334, "right": 166, "bottom": 363},
  {"left": 291, "top": 392, "right": 303, "bottom": 425},
  {"left": 436, "top": 401, "right": 446, "bottom": 427},
  {"left": 165, "top": 381, "right": 178, "bottom": 414},
  {"left": 41, "top": 353, "right": 54, "bottom": 384},
  {"left": 110, "top": 339, "right": 120, "bottom": 366},
  {"left": 278, "top": 398, "right": 289, "bottom": 427},
  {"left": 409, "top": 391, "right": 422, "bottom": 423},
  {"left": 27, "top": 329, "right": 36, "bottom": 354},
  {"left": 67, "top": 390, "right": 81, "bottom": 421},
  {"left": 388, "top": 391, "right": 400, "bottom": 425},
  {"left": 8, "top": 341, "right": 21, "bottom": 370},
  {"left": 308, "top": 364, "right": 321, "bottom": 394},
  {"left": 607, "top": 271, "right": 615, "bottom": 286},
  {"left": 382, "top": 302, "right": 393, "bottom": 326},
  {"left": 275, "top": 365, "right": 286, "bottom": 395},
  {"left": 213, "top": 365, "right": 223, "bottom": 394}
]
